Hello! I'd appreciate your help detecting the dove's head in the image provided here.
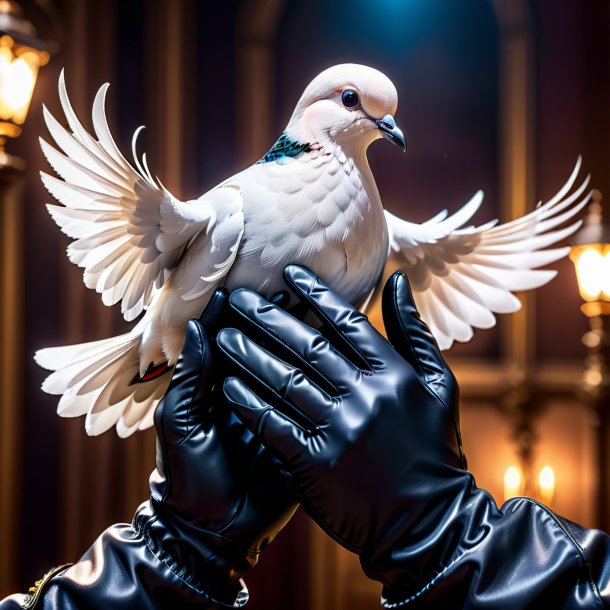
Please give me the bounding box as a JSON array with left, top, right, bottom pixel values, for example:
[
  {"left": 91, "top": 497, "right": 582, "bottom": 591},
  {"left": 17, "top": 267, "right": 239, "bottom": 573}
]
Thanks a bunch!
[{"left": 286, "top": 63, "right": 406, "bottom": 154}]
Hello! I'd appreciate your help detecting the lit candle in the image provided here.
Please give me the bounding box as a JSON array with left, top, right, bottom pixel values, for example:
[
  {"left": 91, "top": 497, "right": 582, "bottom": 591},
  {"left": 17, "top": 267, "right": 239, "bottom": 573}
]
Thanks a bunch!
[
  {"left": 503, "top": 465, "right": 524, "bottom": 502},
  {"left": 538, "top": 465, "right": 556, "bottom": 507}
]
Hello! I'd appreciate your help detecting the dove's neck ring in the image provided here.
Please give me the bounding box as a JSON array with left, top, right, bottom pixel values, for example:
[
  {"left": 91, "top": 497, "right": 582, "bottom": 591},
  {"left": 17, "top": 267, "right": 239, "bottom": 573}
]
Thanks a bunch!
[
  {"left": 257, "top": 132, "right": 312, "bottom": 164},
  {"left": 259, "top": 125, "right": 381, "bottom": 211},
  {"left": 258, "top": 126, "right": 371, "bottom": 164}
]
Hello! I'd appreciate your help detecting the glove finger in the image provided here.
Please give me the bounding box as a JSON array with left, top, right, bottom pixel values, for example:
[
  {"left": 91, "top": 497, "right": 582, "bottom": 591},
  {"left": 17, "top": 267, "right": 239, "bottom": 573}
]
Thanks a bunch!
[
  {"left": 199, "top": 287, "right": 229, "bottom": 339},
  {"left": 223, "top": 377, "right": 308, "bottom": 464},
  {"left": 283, "top": 264, "right": 391, "bottom": 371},
  {"left": 217, "top": 327, "right": 334, "bottom": 426},
  {"left": 138, "top": 289, "right": 228, "bottom": 386},
  {"left": 154, "top": 318, "right": 212, "bottom": 446},
  {"left": 228, "top": 288, "right": 357, "bottom": 393},
  {"left": 381, "top": 271, "right": 451, "bottom": 386}
]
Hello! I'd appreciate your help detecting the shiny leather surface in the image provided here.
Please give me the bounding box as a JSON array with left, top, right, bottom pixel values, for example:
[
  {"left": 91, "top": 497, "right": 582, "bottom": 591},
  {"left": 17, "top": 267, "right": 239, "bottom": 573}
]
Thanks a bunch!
[
  {"left": 135, "top": 287, "right": 297, "bottom": 605},
  {"left": 2, "top": 269, "right": 609, "bottom": 609},
  {"left": 1, "top": 290, "right": 297, "bottom": 609},
  {"left": 2, "top": 518, "right": 236, "bottom": 609},
  {"left": 218, "top": 264, "right": 610, "bottom": 609}
]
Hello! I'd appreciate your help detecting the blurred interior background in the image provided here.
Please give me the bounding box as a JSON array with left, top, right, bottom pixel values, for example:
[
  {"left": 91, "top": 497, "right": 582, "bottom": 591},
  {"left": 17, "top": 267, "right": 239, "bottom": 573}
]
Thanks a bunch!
[{"left": 0, "top": 0, "right": 609, "bottom": 608}]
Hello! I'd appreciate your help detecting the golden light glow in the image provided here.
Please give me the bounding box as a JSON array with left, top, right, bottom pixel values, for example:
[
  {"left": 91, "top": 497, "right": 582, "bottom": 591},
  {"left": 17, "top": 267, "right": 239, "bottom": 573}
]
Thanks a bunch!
[
  {"left": 0, "top": 35, "right": 48, "bottom": 140},
  {"left": 538, "top": 465, "right": 556, "bottom": 506},
  {"left": 503, "top": 465, "right": 524, "bottom": 501},
  {"left": 504, "top": 463, "right": 557, "bottom": 507},
  {"left": 571, "top": 244, "right": 610, "bottom": 302}
]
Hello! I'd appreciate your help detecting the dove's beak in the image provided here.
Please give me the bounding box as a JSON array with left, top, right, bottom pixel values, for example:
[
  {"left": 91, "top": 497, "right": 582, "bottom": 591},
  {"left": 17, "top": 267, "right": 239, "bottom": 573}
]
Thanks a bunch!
[{"left": 375, "top": 114, "right": 407, "bottom": 151}]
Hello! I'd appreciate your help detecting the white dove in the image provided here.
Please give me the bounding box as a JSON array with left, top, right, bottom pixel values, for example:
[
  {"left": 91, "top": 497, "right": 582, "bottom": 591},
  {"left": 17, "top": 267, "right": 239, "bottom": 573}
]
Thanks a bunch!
[{"left": 35, "top": 63, "right": 589, "bottom": 437}]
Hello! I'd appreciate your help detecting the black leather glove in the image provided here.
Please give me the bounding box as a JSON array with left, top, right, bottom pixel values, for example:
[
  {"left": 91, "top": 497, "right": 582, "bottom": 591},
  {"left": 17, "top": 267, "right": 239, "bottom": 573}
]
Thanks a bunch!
[
  {"left": 217, "top": 264, "right": 610, "bottom": 609},
  {"left": 2, "top": 290, "right": 297, "bottom": 610},
  {"left": 140, "top": 287, "right": 298, "bottom": 605}
]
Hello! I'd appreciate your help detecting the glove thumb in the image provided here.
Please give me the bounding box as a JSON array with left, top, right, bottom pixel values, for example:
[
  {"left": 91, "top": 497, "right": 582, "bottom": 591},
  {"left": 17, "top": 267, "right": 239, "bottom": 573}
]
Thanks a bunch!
[
  {"left": 381, "top": 272, "right": 467, "bottom": 468},
  {"left": 381, "top": 272, "right": 448, "bottom": 382}
]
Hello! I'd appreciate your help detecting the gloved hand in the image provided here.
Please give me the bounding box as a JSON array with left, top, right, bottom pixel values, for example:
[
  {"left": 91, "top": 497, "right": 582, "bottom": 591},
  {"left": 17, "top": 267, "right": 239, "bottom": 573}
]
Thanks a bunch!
[
  {"left": 216, "top": 265, "right": 465, "bottom": 570},
  {"left": 1, "top": 290, "right": 298, "bottom": 610},
  {"left": 217, "top": 265, "right": 609, "bottom": 609},
  {"left": 139, "top": 288, "right": 299, "bottom": 606}
]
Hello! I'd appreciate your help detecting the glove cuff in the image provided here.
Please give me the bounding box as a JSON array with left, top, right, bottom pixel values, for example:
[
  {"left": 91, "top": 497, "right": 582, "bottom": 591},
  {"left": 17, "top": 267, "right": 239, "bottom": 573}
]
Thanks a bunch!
[
  {"left": 364, "top": 492, "right": 608, "bottom": 609},
  {"left": 135, "top": 501, "right": 253, "bottom": 608},
  {"left": 360, "top": 470, "right": 486, "bottom": 598}
]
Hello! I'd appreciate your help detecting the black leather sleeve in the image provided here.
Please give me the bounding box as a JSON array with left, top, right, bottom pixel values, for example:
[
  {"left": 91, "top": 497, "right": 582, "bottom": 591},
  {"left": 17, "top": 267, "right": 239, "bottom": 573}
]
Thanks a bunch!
[
  {"left": 370, "top": 487, "right": 610, "bottom": 610},
  {"left": 2, "top": 495, "right": 607, "bottom": 609},
  {"left": 0, "top": 501, "right": 247, "bottom": 610}
]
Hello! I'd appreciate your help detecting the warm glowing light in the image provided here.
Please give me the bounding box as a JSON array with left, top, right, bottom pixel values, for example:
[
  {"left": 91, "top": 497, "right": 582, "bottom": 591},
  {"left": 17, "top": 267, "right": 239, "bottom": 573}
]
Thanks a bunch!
[
  {"left": 573, "top": 245, "right": 610, "bottom": 302},
  {"left": 503, "top": 465, "right": 524, "bottom": 501},
  {"left": 503, "top": 463, "right": 556, "bottom": 507},
  {"left": 538, "top": 465, "right": 556, "bottom": 506},
  {"left": 538, "top": 465, "right": 555, "bottom": 493},
  {"left": 0, "top": 35, "right": 47, "bottom": 140},
  {"left": 2, "top": 55, "right": 35, "bottom": 117}
]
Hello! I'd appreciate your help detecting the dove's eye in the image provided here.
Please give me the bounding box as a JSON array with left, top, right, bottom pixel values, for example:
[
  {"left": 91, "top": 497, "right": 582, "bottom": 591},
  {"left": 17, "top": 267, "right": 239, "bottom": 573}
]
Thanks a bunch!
[{"left": 341, "top": 89, "right": 359, "bottom": 108}]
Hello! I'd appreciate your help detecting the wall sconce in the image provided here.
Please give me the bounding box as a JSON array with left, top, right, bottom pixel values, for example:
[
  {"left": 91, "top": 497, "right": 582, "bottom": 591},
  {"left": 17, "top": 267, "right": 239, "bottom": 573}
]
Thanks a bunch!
[
  {"left": 570, "top": 189, "right": 610, "bottom": 318},
  {"left": 569, "top": 189, "right": 610, "bottom": 405},
  {"left": 569, "top": 188, "right": 610, "bottom": 531},
  {"left": 0, "top": 0, "right": 51, "bottom": 161}
]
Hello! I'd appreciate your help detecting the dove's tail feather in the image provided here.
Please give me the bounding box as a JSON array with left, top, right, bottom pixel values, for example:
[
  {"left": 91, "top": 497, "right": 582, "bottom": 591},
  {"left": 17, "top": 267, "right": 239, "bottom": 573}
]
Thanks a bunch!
[{"left": 35, "top": 333, "right": 172, "bottom": 437}]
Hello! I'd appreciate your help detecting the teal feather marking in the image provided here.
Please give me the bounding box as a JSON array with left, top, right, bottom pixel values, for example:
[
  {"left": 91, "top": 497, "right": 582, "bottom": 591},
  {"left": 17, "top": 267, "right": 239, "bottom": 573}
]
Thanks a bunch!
[{"left": 258, "top": 132, "right": 312, "bottom": 164}]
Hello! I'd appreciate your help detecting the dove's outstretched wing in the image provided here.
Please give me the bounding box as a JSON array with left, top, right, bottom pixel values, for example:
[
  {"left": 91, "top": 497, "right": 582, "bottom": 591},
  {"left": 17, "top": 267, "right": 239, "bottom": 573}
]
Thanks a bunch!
[
  {"left": 40, "top": 70, "right": 235, "bottom": 322},
  {"left": 381, "top": 158, "right": 590, "bottom": 350}
]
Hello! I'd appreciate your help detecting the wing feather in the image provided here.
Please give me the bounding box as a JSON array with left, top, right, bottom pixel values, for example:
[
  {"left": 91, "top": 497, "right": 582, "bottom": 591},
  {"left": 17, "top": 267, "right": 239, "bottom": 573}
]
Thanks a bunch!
[
  {"left": 42, "top": 105, "right": 124, "bottom": 183},
  {"left": 41, "top": 71, "right": 229, "bottom": 321},
  {"left": 381, "top": 158, "right": 590, "bottom": 349},
  {"left": 40, "top": 173, "right": 120, "bottom": 211}
]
